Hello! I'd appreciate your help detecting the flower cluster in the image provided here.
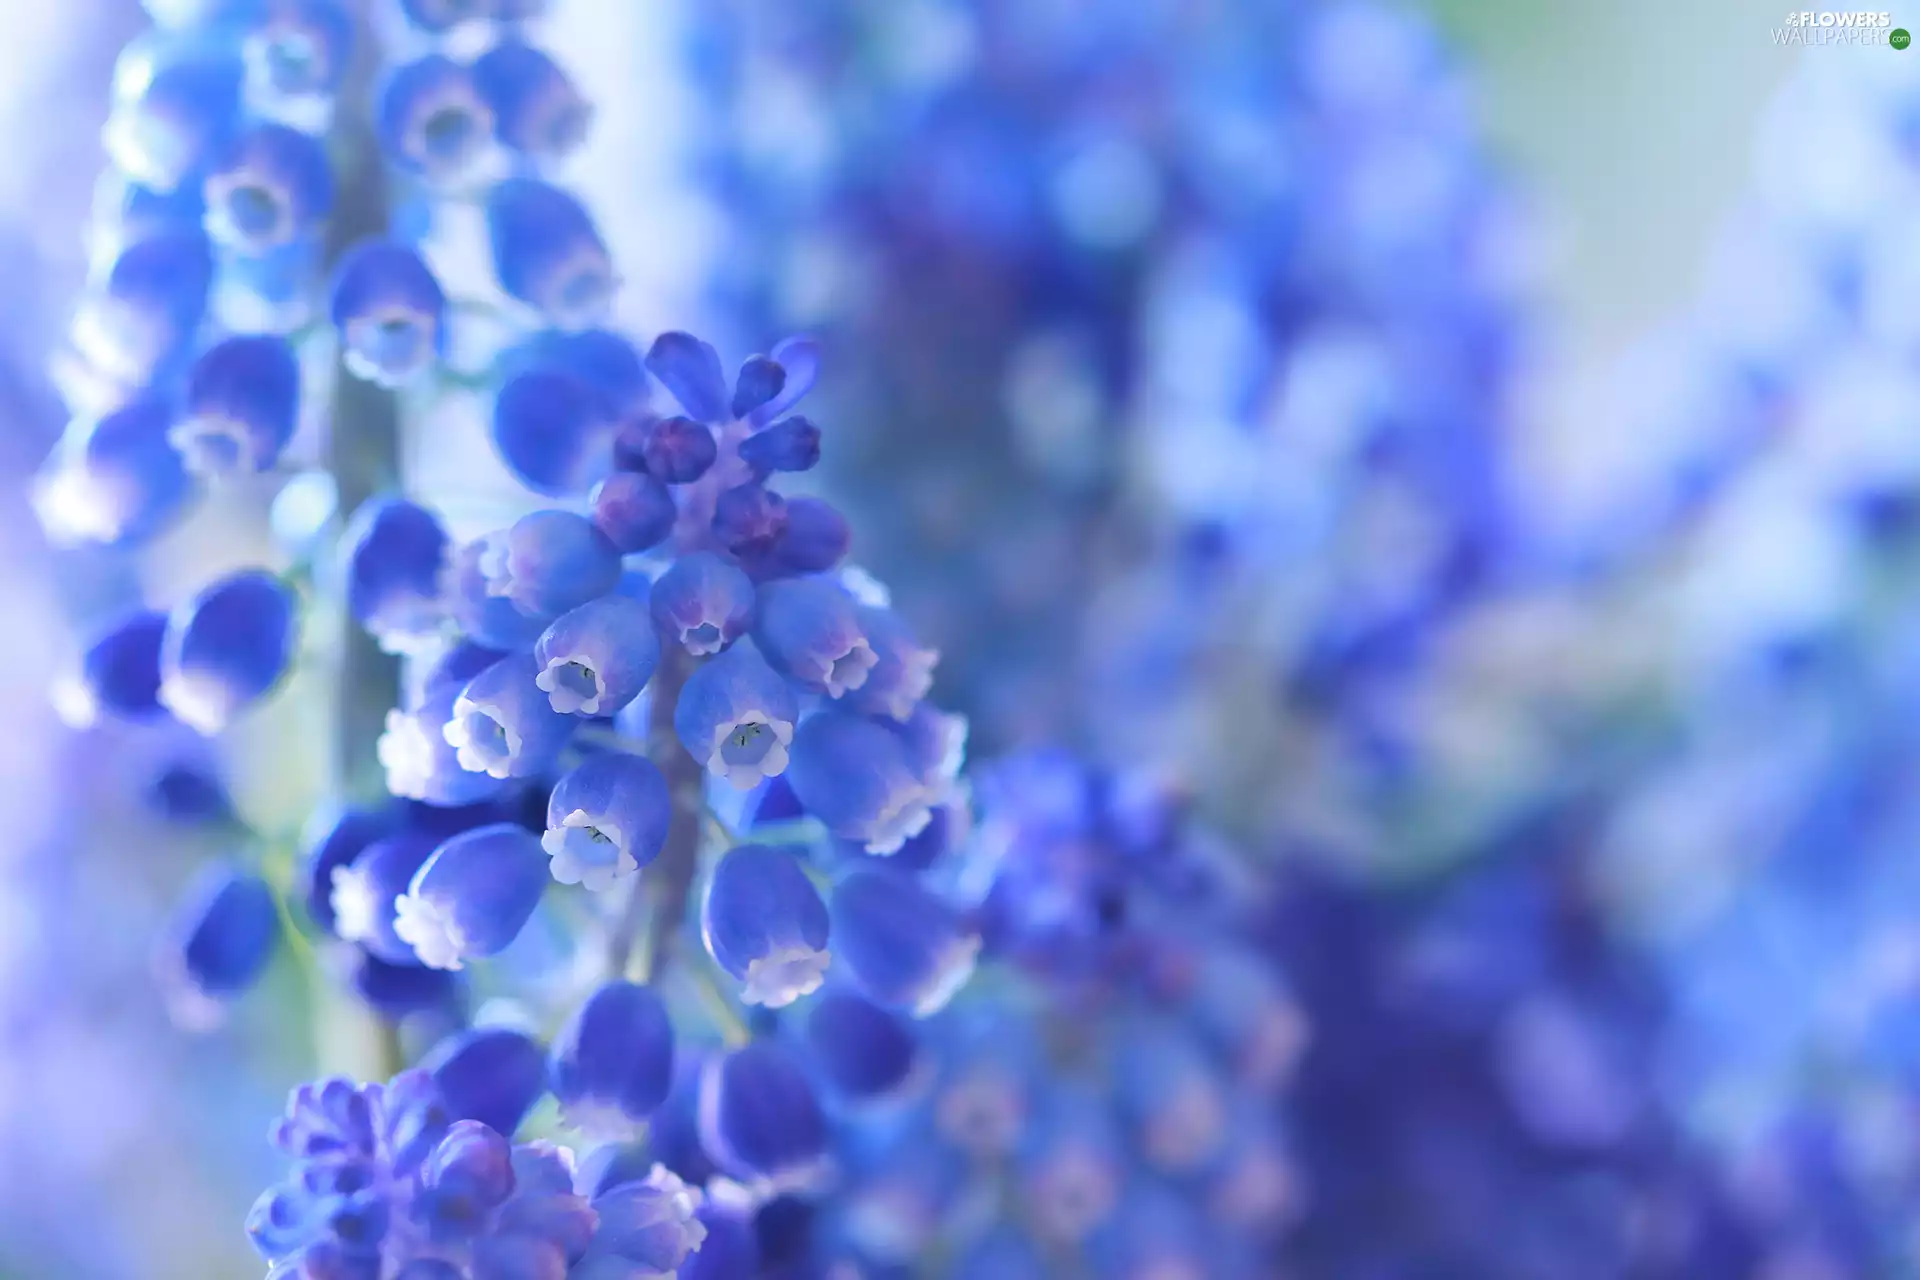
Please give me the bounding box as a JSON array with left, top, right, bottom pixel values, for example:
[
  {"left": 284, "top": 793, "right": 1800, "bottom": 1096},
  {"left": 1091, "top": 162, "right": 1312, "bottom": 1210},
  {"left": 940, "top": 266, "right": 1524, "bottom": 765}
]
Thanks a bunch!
[{"left": 684, "top": 0, "right": 1527, "bottom": 802}]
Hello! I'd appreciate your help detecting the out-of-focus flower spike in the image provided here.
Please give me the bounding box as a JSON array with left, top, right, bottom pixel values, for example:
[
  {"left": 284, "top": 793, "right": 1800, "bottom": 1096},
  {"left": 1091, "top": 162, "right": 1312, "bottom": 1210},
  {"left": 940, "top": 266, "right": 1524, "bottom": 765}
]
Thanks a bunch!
[
  {"left": 828, "top": 868, "right": 979, "bottom": 1016},
  {"left": 105, "top": 40, "right": 243, "bottom": 194},
  {"left": 204, "top": 121, "right": 334, "bottom": 254},
  {"left": 378, "top": 55, "right": 495, "bottom": 185},
  {"left": 803, "top": 989, "right": 921, "bottom": 1105},
  {"left": 697, "top": 1041, "right": 831, "bottom": 1196},
  {"left": 549, "top": 981, "right": 675, "bottom": 1134},
  {"left": 70, "top": 608, "right": 171, "bottom": 724},
  {"left": 158, "top": 864, "right": 279, "bottom": 1021},
  {"left": 75, "top": 228, "right": 214, "bottom": 390},
  {"left": 341, "top": 496, "right": 449, "bottom": 655},
  {"left": 491, "top": 367, "right": 618, "bottom": 498},
  {"left": 241, "top": 0, "right": 355, "bottom": 111}
]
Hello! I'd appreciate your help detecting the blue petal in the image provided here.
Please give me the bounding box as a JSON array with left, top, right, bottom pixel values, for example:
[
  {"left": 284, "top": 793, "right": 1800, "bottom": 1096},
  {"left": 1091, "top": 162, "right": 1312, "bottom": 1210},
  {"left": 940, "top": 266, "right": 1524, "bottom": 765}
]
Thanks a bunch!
[{"left": 644, "top": 331, "right": 729, "bottom": 423}]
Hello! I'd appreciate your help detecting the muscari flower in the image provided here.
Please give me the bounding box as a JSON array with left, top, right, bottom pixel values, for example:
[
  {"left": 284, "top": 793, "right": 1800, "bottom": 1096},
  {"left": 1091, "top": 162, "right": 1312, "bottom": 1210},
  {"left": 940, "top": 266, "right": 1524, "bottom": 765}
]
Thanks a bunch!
[
  {"left": 393, "top": 822, "right": 550, "bottom": 970},
  {"left": 379, "top": 55, "right": 495, "bottom": 185},
  {"left": 697, "top": 1041, "right": 830, "bottom": 1196},
  {"left": 752, "top": 575, "right": 878, "bottom": 698},
  {"left": 473, "top": 41, "right": 591, "bottom": 165},
  {"left": 491, "top": 367, "right": 619, "bottom": 499},
  {"left": 487, "top": 177, "right": 614, "bottom": 328},
  {"left": 157, "top": 568, "right": 298, "bottom": 735},
  {"left": 787, "top": 711, "right": 937, "bottom": 854},
  {"left": 157, "top": 862, "right": 278, "bottom": 1019},
  {"left": 423, "top": 1025, "right": 549, "bottom": 1139},
  {"left": 442, "top": 652, "right": 578, "bottom": 780},
  {"left": 590, "top": 469, "right": 678, "bottom": 554},
  {"left": 240, "top": 0, "right": 356, "bottom": 110},
  {"left": 541, "top": 753, "right": 671, "bottom": 890},
  {"left": 330, "top": 830, "right": 440, "bottom": 965},
  {"left": 673, "top": 641, "right": 799, "bottom": 789},
  {"left": 549, "top": 980, "right": 675, "bottom": 1134},
  {"left": 73, "top": 227, "right": 214, "bottom": 390},
  {"left": 445, "top": 509, "right": 622, "bottom": 650},
  {"left": 380, "top": 654, "right": 514, "bottom": 808},
  {"left": 700, "top": 843, "right": 831, "bottom": 1009},
  {"left": 341, "top": 496, "right": 449, "bottom": 655},
  {"left": 67, "top": 608, "right": 170, "bottom": 724},
  {"left": 104, "top": 39, "right": 243, "bottom": 194},
  {"left": 828, "top": 867, "right": 979, "bottom": 1017},
  {"left": 204, "top": 120, "right": 334, "bottom": 254},
  {"left": 533, "top": 593, "right": 658, "bottom": 717},
  {"left": 174, "top": 333, "right": 302, "bottom": 477},
  {"left": 650, "top": 551, "right": 754, "bottom": 657},
  {"left": 803, "top": 988, "right": 921, "bottom": 1105},
  {"left": 330, "top": 238, "right": 446, "bottom": 387},
  {"left": 644, "top": 330, "right": 729, "bottom": 425}
]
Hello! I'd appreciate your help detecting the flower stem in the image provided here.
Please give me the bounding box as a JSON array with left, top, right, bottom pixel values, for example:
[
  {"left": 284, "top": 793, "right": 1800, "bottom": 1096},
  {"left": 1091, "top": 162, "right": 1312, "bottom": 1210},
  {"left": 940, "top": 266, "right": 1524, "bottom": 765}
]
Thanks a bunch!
[{"left": 606, "top": 648, "right": 705, "bottom": 978}]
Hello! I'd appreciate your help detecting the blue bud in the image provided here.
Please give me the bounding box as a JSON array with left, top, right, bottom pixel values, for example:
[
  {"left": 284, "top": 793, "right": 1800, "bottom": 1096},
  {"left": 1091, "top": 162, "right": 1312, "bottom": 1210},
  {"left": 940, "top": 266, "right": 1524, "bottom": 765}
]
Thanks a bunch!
[
  {"left": 205, "top": 122, "right": 333, "bottom": 253},
  {"left": 752, "top": 335, "right": 820, "bottom": 426},
  {"left": 160, "top": 863, "right": 278, "bottom": 1011},
  {"left": 674, "top": 642, "right": 799, "bottom": 789},
  {"left": 74, "top": 609, "right": 169, "bottom": 722},
  {"left": 487, "top": 178, "right": 614, "bottom": 328},
  {"left": 550, "top": 981, "right": 675, "bottom": 1132},
  {"left": 444, "top": 653, "right": 578, "bottom": 780},
  {"left": 542, "top": 753, "right": 670, "bottom": 889},
  {"left": 730, "top": 355, "right": 786, "bottom": 422},
  {"left": 491, "top": 369, "right": 617, "bottom": 498},
  {"left": 241, "top": 0, "right": 355, "bottom": 106},
  {"left": 159, "top": 568, "right": 298, "bottom": 735},
  {"left": 680, "top": 1187, "right": 759, "bottom": 1280},
  {"left": 341, "top": 496, "right": 448, "bottom": 655},
  {"left": 36, "top": 401, "right": 194, "bottom": 547},
  {"left": 787, "top": 712, "right": 936, "bottom": 854},
  {"left": 330, "top": 239, "right": 446, "bottom": 387},
  {"left": 422, "top": 1025, "right": 547, "bottom": 1136},
  {"left": 176, "top": 334, "right": 301, "bottom": 477},
  {"left": 105, "top": 43, "right": 243, "bottom": 193},
  {"left": 417, "top": 1120, "right": 516, "bottom": 1237},
  {"left": 843, "top": 607, "right": 938, "bottom": 722},
  {"left": 485, "top": 509, "right": 623, "bottom": 624},
  {"left": 534, "top": 594, "right": 658, "bottom": 717},
  {"left": 395, "top": 822, "right": 549, "bottom": 973},
  {"left": 712, "top": 483, "right": 787, "bottom": 560},
  {"left": 473, "top": 42, "right": 591, "bottom": 163},
  {"left": 590, "top": 470, "right": 677, "bottom": 554},
  {"left": 77, "top": 229, "right": 214, "bottom": 388},
  {"left": 804, "top": 990, "right": 919, "bottom": 1103},
  {"left": 635, "top": 415, "right": 718, "bottom": 485},
  {"left": 379, "top": 55, "right": 494, "bottom": 183},
  {"left": 296, "top": 805, "right": 394, "bottom": 933},
  {"left": 346, "top": 947, "right": 462, "bottom": 1021},
  {"left": 645, "top": 331, "right": 729, "bottom": 424},
  {"left": 738, "top": 417, "right": 820, "bottom": 476},
  {"left": 380, "top": 677, "right": 512, "bottom": 807},
  {"left": 698, "top": 1042, "right": 829, "bottom": 1194},
  {"left": 753, "top": 576, "right": 878, "bottom": 698},
  {"left": 702, "top": 844, "right": 830, "bottom": 1008},
  {"left": 829, "top": 870, "right": 978, "bottom": 1016},
  {"left": 575, "top": 1166, "right": 709, "bottom": 1277},
  {"left": 398, "top": 0, "right": 488, "bottom": 33},
  {"left": 651, "top": 551, "right": 754, "bottom": 656},
  {"left": 766, "top": 496, "right": 850, "bottom": 576},
  {"left": 330, "top": 830, "right": 438, "bottom": 964}
]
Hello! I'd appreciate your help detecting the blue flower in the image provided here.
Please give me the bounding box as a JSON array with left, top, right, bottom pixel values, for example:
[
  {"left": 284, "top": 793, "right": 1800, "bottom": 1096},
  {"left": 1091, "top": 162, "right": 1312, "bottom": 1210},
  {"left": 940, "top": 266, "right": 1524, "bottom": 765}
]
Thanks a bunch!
[
  {"left": 1112, "top": 1016, "right": 1230, "bottom": 1176},
  {"left": 460, "top": 509, "right": 623, "bottom": 633},
  {"left": 645, "top": 331, "right": 729, "bottom": 424},
  {"left": 803, "top": 989, "right": 920, "bottom": 1104},
  {"left": 346, "top": 949, "right": 463, "bottom": 1022},
  {"left": 330, "top": 831, "right": 439, "bottom": 965},
  {"left": 341, "top": 497, "right": 449, "bottom": 655},
  {"left": 571, "top": 1165, "right": 708, "bottom": 1278},
  {"left": 422, "top": 1026, "right": 548, "bottom": 1139},
  {"left": 378, "top": 55, "right": 494, "bottom": 184},
  {"left": 730, "top": 355, "right": 786, "bottom": 422},
  {"left": 749, "top": 335, "right": 820, "bottom": 426},
  {"left": 240, "top": 0, "right": 355, "bottom": 108},
  {"left": 787, "top": 711, "right": 937, "bottom": 854},
  {"left": 329, "top": 239, "right": 447, "bottom": 387},
  {"left": 298, "top": 805, "right": 394, "bottom": 934},
  {"left": 829, "top": 869, "right": 978, "bottom": 1016},
  {"left": 533, "top": 594, "right": 658, "bottom": 717},
  {"left": 204, "top": 121, "right": 334, "bottom": 253},
  {"left": 158, "top": 568, "right": 298, "bottom": 735},
  {"left": 491, "top": 367, "right": 619, "bottom": 498},
  {"left": 393, "top": 822, "right": 550, "bottom": 969},
  {"left": 487, "top": 178, "right": 614, "bottom": 328},
  {"left": 549, "top": 981, "right": 675, "bottom": 1133},
  {"left": 175, "top": 333, "right": 302, "bottom": 477},
  {"left": 843, "top": 606, "right": 938, "bottom": 722},
  {"left": 650, "top": 551, "right": 755, "bottom": 656},
  {"left": 710, "top": 482, "right": 788, "bottom": 560},
  {"left": 632, "top": 415, "right": 719, "bottom": 485},
  {"left": 737, "top": 417, "right": 821, "bottom": 476},
  {"left": 677, "top": 1181, "right": 757, "bottom": 1280},
  {"left": 443, "top": 653, "right": 577, "bottom": 779},
  {"left": 71, "top": 608, "right": 170, "bottom": 723},
  {"left": 104, "top": 42, "right": 242, "bottom": 194},
  {"left": 590, "top": 470, "right": 677, "bottom": 554},
  {"left": 766, "top": 495, "right": 851, "bottom": 576},
  {"left": 473, "top": 42, "right": 591, "bottom": 164},
  {"left": 701, "top": 843, "right": 831, "bottom": 1008},
  {"left": 1016, "top": 1088, "right": 1124, "bottom": 1246},
  {"left": 541, "top": 754, "right": 671, "bottom": 890},
  {"left": 673, "top": 641, "right": 799, "bottom": 789},
  {"left": 158, "top": 863, "right": 278, "bottom": 1018},
  {"left": 697, "top": 1041, "right": 830, "bottom": 1195},
  {"left": 74, "top": 228, "right": 214, "bottom": 389},
  {"left": 753, "top": 575, "right": 879, "bottom": 698},
  {"left": 380, "top": 676, "right": 513, "bottom": 808}
]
